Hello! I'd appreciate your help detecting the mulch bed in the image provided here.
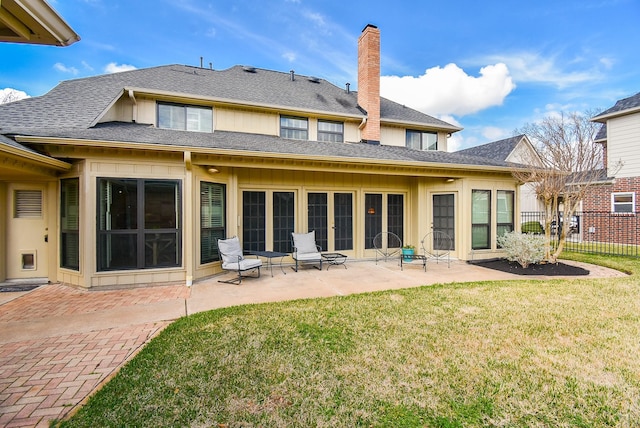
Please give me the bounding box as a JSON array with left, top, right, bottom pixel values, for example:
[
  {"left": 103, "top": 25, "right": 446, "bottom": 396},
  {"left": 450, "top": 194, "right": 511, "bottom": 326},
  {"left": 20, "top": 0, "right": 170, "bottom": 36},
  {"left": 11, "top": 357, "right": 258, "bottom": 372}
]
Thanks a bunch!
[
  {"left": 0, "top": 285, "right": 41, "bottom": 293},
  {"left": 470, "top": 259, "right": 589, "bottom": 276}
]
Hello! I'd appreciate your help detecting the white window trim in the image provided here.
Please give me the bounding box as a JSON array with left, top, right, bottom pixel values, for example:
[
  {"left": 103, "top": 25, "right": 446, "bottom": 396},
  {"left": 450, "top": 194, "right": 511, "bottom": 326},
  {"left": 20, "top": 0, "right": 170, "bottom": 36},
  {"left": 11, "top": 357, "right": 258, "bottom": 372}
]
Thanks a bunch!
[{"left": 611, "top": 192, "right": 635, "bottom": 214}]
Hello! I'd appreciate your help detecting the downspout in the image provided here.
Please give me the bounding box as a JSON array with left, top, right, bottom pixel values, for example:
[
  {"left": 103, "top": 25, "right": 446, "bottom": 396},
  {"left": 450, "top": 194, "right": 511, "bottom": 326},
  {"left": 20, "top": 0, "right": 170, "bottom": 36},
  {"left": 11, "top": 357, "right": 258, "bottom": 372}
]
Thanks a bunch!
[
  {"left": 128, "top": 89, "right": 138, "bottom": 123},
  {"left": 184, "top": 151, "right": 193, "bottom": 286},
  {"left": 358, "top": 117, "right": 367, "bottom": 130}
]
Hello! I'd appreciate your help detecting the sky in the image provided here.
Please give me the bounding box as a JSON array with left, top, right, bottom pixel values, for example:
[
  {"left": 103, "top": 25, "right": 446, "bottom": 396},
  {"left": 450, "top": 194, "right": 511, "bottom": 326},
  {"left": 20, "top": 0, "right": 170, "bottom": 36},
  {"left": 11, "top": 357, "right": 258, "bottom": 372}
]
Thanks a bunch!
[{"left": 1, "top": 0, "right": 639, "bottom": 151}]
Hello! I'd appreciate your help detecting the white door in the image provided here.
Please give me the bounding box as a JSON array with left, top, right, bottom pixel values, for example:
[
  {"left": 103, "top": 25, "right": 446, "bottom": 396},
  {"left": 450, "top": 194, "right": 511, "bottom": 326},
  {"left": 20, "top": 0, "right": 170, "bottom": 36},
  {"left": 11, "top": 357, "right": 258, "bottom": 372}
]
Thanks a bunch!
[{"left": 5, "top": 183, "right": 49, "bottom": 280}]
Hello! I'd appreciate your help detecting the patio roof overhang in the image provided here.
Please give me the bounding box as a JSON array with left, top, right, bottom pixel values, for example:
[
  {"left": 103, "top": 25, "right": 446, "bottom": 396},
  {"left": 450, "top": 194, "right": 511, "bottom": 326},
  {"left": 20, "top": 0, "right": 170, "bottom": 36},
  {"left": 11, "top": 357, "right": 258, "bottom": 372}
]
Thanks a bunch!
[{"left": 0, "top": 0, "right": 80, "bottom": 46}]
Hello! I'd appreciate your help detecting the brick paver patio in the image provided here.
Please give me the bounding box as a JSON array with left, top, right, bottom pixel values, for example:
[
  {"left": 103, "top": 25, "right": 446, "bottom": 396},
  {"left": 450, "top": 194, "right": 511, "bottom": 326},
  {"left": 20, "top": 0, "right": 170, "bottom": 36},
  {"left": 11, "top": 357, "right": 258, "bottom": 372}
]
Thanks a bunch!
[{"left": 0, "top": 284, "right": 188, "bottom": 427}]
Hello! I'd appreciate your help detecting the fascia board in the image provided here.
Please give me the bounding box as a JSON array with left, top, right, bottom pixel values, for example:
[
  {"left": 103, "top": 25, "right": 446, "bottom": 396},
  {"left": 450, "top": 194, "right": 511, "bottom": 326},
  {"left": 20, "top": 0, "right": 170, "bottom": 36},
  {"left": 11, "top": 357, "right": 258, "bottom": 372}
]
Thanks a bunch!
[
  {"left": 1, "top": 142, "right": 71, "bottom": 170},
  {"left": 591, "top": 106, "right": 640, "bottom": 122},
  {"left": 380, "top": 117, "right": 462, "bottom": 132}
]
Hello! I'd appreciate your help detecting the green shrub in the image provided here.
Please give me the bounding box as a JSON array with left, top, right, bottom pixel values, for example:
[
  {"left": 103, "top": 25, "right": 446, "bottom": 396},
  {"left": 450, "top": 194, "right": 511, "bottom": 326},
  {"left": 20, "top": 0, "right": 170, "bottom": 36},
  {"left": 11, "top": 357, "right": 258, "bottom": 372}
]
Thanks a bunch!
[
  {"left": 521, "top": 221, "right": 544, "bottom": 234},
  {"left": 498, "top": 231, "right": 545, "bottom": 268}
]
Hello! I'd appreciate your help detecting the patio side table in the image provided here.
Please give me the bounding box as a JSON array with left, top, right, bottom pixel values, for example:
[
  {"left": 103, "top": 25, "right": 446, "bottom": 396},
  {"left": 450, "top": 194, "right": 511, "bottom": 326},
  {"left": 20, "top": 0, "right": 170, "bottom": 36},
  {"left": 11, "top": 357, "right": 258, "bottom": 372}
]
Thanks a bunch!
[
  {"left": 249, "top": 250, "right": 288, "bottom": 276},
  {"left": 321, "top": 252, "right": 348, "bottom": 270},
  {"left": 400, "top": 254, "right": 427, "bottom": 272}
]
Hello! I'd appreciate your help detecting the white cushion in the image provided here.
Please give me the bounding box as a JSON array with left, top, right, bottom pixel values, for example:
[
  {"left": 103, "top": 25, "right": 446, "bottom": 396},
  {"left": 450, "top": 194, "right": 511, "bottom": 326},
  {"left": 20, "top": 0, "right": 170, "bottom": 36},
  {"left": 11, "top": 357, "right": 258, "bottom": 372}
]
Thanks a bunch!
[
  {"left": 218, "top": 237, "right": 244, "bottom": 265},
  {"left": 294, "top": 252, "right": 321, "bottom": 261},
  {"left": 292, "top": 231, "right": 317, "bottom": 254},
  {"left": 222, "top": 258, "right": 262, "bottom": 271}
]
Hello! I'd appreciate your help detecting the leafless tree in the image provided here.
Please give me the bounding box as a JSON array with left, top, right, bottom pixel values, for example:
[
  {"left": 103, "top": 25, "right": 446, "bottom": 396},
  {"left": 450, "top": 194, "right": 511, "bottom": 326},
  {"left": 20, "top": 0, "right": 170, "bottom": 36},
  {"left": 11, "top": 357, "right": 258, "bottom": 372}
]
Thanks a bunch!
[
  {"left": 512, "top": 110, "right": 619, "bottom": 262},
  {"left": 1, "top": 88, "right": 28, "bottom": 104}
]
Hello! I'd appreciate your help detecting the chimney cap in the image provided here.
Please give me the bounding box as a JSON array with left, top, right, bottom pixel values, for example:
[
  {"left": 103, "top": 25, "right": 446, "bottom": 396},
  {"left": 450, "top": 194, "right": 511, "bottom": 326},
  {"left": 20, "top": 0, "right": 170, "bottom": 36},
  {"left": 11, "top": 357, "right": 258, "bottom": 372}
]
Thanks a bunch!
[{"left": 362, "top": 24, "right": 378, "bottom": 32}]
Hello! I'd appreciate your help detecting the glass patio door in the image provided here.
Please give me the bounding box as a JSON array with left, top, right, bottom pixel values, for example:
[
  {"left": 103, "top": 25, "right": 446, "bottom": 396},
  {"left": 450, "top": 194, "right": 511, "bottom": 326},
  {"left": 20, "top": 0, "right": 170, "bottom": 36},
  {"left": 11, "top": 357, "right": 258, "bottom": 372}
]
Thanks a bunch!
[
  {"left": 307, "top": 192, "right": 353, "bottom": 252},
  {"left": 432, "top": 193, "right": 455, "bottom": 250}
]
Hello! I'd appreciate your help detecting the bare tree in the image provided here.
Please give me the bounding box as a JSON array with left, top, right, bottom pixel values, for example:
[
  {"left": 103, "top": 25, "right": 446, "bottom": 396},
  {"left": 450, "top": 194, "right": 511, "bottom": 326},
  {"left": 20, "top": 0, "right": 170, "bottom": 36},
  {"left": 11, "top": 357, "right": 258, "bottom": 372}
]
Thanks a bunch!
[
  {"left": 512, "top": 110, "right": 618, "bottom": 262},
  {"left": 1, "top": 88, "right": 29, "bottom": 104}
]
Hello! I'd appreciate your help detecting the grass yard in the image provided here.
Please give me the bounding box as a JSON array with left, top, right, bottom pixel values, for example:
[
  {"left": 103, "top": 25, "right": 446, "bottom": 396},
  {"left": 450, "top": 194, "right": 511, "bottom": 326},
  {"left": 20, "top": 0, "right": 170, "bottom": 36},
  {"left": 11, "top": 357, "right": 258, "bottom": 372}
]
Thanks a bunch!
[{"left": 58, "top": 254, "right": 640, "bottom": 427}]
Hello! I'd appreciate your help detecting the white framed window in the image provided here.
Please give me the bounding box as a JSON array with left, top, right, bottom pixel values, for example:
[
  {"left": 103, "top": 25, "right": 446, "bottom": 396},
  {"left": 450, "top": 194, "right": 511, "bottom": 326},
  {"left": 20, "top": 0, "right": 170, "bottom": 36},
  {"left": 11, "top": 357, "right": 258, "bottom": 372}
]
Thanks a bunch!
[
  {"left": 611, "top": 192, "right": 635, "bottom": 213},
  {"left": 318, "top": 120, "right": 344, "bottom": 142},
  {"left": 157, "top": 103, "right": 213, "bottom": 133},
  {"left": 406, "top": 130, "right": 437, "bottom": 151},
  {"left": 280, "top": 116, "right": 308, "bottom": 140}
]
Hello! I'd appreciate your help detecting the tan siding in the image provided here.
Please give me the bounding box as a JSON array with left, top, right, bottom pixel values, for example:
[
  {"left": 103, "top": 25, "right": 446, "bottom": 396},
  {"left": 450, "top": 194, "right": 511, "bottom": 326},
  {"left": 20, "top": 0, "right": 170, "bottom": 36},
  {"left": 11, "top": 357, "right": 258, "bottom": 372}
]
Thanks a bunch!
[
  {"left": 381, "top": 125, "right": 405, "bottom": 147},
  {"left": 608, "top": 114, "right": 640, "bottom": 178},
  {"left": 215, "top": 107, "right": 278, "bottom": 135}
]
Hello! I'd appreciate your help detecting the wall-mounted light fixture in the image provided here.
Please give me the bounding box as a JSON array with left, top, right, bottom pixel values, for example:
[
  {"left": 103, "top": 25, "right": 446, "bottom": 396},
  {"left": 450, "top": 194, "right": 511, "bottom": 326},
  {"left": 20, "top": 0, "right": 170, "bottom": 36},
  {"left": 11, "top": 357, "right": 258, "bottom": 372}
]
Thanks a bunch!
[
  {"left": 367, "top": 207, "right": 376, "bottom": 215},
  {"left": 207, "top": 166, "right": 220, "bottom": 174},
  {"left": 445, "top": 178, "right": 456, "bottom": 183}
]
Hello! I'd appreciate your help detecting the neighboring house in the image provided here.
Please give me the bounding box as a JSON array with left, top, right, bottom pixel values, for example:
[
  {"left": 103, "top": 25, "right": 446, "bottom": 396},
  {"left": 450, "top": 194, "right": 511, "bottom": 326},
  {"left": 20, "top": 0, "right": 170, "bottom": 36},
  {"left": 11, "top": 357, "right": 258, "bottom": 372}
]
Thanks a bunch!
[
  {"left": 581, "top": 92, "right": 640, "bottom": 244},
  {"left": 456, "top": 134, "right": 545, "bottom": 212},
  {"left": 0, "top": 0, "right": 79, "bottom": 46},
  {"left": 0, "top": 25, "right": 523, "bottom": 289}
]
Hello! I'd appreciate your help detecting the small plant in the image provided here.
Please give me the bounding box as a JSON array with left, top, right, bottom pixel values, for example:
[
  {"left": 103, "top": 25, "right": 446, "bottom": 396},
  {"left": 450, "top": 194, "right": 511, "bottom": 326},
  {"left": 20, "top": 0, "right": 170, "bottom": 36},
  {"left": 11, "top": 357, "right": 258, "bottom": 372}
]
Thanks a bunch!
[
  {"left": 497, "top": 231, "right": 545, "bottom": 268},
  {"left": 402, "top": 244, "right": 415, "bottom": 250},
  {"left": 521, "top": 221, "right": 544, "bottom": 235}
]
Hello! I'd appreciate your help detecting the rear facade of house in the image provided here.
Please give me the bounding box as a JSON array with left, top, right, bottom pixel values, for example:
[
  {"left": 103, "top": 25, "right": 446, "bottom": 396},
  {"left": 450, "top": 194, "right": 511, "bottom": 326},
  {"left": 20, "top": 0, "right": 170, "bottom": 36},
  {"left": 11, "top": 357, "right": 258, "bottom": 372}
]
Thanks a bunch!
[{"left": 0, "top": 25, "right": 520, "bottom": 289}]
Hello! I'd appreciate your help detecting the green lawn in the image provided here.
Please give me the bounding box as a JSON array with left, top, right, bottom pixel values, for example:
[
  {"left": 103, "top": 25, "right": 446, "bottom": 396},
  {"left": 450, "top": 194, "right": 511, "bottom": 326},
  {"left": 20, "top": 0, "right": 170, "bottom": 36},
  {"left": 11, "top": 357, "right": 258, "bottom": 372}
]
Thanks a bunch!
[{"left": 58, "top": 254, "right": 640, "bottom": 427}]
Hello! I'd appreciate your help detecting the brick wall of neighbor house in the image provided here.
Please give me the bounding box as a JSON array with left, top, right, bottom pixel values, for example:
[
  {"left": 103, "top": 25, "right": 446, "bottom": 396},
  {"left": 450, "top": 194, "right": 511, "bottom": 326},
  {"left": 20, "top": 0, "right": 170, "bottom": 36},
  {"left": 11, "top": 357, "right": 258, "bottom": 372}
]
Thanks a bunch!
[{"left": 581, "top": 177, "right": 640, "bottom": 244}]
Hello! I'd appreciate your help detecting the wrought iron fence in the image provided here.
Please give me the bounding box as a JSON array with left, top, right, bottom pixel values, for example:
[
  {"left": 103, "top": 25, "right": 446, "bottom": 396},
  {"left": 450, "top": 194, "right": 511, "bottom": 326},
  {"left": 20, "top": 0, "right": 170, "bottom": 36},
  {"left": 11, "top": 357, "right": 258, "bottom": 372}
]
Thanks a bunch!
[{"left": 520, "top": 211, "right": 640, "bottom": 258}]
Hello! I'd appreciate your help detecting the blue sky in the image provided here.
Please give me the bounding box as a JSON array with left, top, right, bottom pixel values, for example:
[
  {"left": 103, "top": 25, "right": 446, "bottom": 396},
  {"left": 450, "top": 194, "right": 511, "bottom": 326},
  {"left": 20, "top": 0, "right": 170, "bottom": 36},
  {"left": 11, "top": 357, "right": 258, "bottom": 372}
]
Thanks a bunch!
[{"left": 1, "top": 0, "right": 639, "bottom": 150}]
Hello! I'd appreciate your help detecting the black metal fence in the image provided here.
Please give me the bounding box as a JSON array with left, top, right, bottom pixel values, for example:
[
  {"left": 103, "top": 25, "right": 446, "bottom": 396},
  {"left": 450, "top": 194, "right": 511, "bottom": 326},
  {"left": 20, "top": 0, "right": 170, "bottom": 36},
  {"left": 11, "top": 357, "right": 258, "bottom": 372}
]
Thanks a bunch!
[{"left": 521, "top": 211, "right": 640, "bottom": 258}]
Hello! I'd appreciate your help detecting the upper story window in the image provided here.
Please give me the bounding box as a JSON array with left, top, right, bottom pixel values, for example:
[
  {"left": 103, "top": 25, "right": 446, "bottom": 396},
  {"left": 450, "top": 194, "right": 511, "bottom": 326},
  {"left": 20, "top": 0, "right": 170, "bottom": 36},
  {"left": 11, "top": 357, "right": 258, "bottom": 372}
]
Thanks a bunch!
[
  {"left": 406, "top": 130, "right": 437, "bottom": 151},
  {"left": 612, "top": 192, "right": 635, "bottom": 213},
  {"left": 157, "top": 102, "right": 213, "bottom": 133},
  {"left": 318, "top": 120, "right": 344, "bottom": 143},
  {"left": 280, "top": 116, "right": 308, "bottom": 140}
]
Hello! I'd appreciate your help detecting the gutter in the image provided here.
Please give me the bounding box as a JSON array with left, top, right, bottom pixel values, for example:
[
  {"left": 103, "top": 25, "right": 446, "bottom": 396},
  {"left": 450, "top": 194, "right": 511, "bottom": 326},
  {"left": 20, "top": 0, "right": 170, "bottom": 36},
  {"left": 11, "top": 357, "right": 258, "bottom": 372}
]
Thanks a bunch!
[{"left": 0, "top": 143, "right": 71, "bottom": 170}]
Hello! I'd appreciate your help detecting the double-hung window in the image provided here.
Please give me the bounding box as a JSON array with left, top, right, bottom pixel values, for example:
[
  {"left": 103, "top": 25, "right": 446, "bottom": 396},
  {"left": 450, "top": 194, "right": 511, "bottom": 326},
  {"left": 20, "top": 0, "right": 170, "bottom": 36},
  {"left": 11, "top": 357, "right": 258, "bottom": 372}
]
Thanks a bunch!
[
  {"left": 612, "top": 192, "right": 635, "bottom": 213},
  {"left": 158, "top": 102, "right": 213, "bottom": 132},
  {"left": 280, "top": 116, "right": 308, "bottom": 140},
  {"left": 318, "top": 120, "right": 344, "bottom": 142},
  {"left": 97, "top": 178, "right": 181, "bottom": 271},
  {"left": 472, "top": 190, "right": 491, "bottom": 250},
  {"left": 406, "top": 130, "right": 437, "bottom": 151}
]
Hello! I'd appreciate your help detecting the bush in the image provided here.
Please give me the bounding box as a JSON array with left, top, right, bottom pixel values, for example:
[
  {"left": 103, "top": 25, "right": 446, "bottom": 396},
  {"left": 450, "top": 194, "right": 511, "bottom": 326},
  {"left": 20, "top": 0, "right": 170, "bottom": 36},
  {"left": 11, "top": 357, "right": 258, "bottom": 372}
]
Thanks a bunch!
[
  {"left": 521, "top": 221, "right": 544, "bottom": 234},
  {"left": 497, "top": 231, "right": 545, "bottom": 268}
]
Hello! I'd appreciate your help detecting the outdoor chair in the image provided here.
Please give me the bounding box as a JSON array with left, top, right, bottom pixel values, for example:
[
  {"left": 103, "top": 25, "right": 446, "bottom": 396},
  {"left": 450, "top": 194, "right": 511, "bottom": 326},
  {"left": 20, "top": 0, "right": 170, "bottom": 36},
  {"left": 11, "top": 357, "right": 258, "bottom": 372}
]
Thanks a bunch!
[
  {"left": 291, "top": 231, "right": 323, "bottom": 271},
  {"left": 420, "top": 230, "right": 452, "bottom": 267},
  {"left": 372, "top": 231, "right": 402, "bottom": 264},
  {"left": 217, "top": 237, "right": 262, "bottom": 284}
]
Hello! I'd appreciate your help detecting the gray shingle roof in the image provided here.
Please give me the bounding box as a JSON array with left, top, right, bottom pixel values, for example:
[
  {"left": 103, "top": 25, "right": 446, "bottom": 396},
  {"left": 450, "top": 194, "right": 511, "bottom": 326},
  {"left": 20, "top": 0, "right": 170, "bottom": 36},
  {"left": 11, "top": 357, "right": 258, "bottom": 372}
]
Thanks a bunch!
[
  {"left": 455, "top": 134, "right": 525, "bottom": 161},
  {"left": 0, "top": 133, "right": 39, "bottom": 154},
  {"left": 17, "top": 121, "right": 511, "bottom": 168},
  {"left": 593, "top": 91, "right": 640, "bottom": 119},
  {"left": 595, "top": 124, "right": 607, "bottom": 141},
  {"left": 0, "top": 64, "right": 454, "bottom": 132}
]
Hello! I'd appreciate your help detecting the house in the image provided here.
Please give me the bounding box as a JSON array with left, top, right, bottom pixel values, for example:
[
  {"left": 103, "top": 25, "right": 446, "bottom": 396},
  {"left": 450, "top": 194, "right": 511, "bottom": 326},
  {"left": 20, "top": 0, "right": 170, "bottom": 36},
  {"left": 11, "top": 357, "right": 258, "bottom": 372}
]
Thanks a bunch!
[
  {"left": 456, "top": 134, "right": 544, "bottom": 212},
  {"left": 0, "top": 25, "right": 523, "bottom": 289},
  {"left": 0, "top": 0, "right": 79, "bottom": 46},
  {"left": 580, "top": 92, "right": 640, "bottom": 244}
]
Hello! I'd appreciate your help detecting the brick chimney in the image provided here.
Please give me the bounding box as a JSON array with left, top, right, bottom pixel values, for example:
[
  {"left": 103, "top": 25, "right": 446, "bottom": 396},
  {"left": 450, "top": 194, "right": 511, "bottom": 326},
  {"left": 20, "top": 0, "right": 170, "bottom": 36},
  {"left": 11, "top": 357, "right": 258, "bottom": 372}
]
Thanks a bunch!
[{"left": 358, "top": 24, "right": 381, "bottom": 145}]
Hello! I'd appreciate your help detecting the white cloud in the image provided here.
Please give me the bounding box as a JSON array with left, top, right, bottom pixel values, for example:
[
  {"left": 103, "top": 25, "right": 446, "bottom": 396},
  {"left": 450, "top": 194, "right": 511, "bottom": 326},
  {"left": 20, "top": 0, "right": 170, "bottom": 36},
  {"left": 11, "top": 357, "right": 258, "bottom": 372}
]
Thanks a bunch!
[
  {"left": 381, "top": 63, "right": 515, "bottom": 117},
  {"left": 282, "top": 51, "right": 296, "bottom": 62},
  {"left": 54, "top": 62, "right": 79, "bottom": 75},
  {"left": 104, "top": 63, "right": 137, "bottom": 73},
  {"left": 481, "top": 126, "right": 509, "bottom": 141},
  {"left": 81, "top": 61, "right": 94, "bottom": 71},
  {"left": 483, "top": 52, "right": 600, "bottom": 89},
  {"left": 1, "top": 88, "right": 30, "bottom": 104}
]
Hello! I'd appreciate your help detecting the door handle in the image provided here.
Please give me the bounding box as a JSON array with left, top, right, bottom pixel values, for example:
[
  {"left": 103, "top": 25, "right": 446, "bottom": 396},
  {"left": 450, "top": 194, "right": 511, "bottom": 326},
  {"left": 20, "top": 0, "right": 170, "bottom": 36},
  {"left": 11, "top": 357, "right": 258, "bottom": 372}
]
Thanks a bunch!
[{"left": 44, "top": 234, "right": 48, "bottom": 243}]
